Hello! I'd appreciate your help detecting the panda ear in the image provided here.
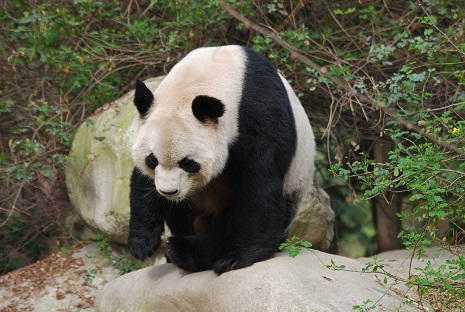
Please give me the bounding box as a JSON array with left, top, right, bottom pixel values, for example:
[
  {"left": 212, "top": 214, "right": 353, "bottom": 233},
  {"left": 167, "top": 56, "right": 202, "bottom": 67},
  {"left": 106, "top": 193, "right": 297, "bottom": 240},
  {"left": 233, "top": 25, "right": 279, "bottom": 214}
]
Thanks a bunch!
[
  {"left": 134, "top": 80, "right": 154, "bottom": 118},
  {"left": 192, "top": 96, "right": 225, "bottom": 124}
]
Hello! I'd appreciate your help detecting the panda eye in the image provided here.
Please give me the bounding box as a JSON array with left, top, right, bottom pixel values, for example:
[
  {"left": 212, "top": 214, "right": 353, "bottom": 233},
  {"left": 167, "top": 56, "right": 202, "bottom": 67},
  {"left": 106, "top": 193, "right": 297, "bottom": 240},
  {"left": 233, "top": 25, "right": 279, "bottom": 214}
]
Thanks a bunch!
[
  {"left": 179, "top": 157, "right": 200, "bottom": 173},
  {"left": 145, "top": 153, "right": 159, "bottom": 169}
]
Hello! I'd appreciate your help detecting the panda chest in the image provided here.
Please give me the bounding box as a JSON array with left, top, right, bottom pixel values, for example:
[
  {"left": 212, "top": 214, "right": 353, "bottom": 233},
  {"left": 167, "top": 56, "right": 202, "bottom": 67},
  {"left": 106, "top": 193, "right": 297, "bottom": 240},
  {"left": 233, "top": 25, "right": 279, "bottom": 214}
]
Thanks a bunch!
[{"left": 191, "top": 176, "right": 232, "bottom": 216}]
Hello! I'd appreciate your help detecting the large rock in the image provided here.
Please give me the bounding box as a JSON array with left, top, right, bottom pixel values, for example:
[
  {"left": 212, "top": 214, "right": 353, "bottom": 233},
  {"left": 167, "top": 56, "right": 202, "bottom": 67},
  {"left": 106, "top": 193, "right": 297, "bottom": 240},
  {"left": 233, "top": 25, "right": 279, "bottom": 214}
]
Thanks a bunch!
[
  {"left": 66, "top": 77, "right": 164, "bottom": 244},
  {"left": 95, "top": 248, "right": 445, "bottom": 312},
  {"left": 290, "top": 186, "right": 335, "bottom": 250},
  {"left": 66, "top": 76, "right": 334, "bottom": 248}
]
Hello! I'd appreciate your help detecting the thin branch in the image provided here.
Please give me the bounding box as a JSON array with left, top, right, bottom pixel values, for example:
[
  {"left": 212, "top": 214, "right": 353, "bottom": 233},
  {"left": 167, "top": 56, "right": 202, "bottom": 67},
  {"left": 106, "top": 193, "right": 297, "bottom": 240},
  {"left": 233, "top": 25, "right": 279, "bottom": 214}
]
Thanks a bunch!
[
  {"left": 0, "top": 182, "right": 23, "bottom": 228},
  {"left": 275, "top": 0, "right": 304, "bottom": 31},
  {"left": 418, "top": 0, "right": 465, "bottom": 58}
]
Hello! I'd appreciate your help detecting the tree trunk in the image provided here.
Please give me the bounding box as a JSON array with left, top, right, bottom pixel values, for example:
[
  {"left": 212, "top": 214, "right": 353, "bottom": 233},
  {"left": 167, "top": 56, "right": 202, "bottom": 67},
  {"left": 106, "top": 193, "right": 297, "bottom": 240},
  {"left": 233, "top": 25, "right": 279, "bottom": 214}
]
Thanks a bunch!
[{"left": 373, "top": 140, "right": 403, "bottom": 252}]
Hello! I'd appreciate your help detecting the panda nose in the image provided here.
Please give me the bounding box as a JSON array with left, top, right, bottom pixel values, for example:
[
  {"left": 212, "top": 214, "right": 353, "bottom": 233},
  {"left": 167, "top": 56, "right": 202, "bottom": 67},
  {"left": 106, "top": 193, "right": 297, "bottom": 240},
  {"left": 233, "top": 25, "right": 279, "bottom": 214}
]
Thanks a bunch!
[{"left": 158, "top": 189, "right": 179, "bottom": 196}]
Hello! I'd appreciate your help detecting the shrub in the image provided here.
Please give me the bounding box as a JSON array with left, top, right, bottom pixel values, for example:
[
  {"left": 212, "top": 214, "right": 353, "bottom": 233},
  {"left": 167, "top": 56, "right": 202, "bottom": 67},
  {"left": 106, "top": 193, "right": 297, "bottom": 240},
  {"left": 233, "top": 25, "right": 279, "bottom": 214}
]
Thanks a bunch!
[
  {"left": 221, "top": 1, "right": 465, "bottom": 308},
  {"left": 0, "top": 0, "right": 234, "bottom": 273}
]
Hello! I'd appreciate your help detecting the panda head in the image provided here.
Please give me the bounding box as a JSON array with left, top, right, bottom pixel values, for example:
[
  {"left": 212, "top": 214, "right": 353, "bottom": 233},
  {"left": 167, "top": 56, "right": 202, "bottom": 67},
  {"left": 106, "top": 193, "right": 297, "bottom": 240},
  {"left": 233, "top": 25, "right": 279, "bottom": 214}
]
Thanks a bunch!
[{"left": 131, "top": 80, "right": 229, "bottom": 202}]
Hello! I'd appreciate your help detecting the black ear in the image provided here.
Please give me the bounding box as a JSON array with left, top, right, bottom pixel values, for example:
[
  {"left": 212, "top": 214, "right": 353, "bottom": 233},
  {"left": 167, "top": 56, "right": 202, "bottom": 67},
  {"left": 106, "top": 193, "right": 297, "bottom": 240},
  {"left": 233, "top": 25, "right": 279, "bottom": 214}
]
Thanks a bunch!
[
  {"left": 192, "top": 96, "right": 225, "bottom": 124},
  {"left": 134, "top": 80, "right": 154, "bottom": 117}
]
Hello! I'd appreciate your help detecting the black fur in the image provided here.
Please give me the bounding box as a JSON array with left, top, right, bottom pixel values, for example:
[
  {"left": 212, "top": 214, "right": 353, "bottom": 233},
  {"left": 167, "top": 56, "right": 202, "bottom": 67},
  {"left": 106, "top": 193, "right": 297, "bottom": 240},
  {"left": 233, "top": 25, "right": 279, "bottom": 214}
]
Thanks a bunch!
[
  {"left": 145, "top": 153, "right": 158, "bottom": 170},
  {"left": 128, "top": 168, "right": 195, "bottom": 260},
  {"left": 134, "top": 80, "right": 154, "bottom": 117},
  {"left": 192, "top": 95, "right": 225, "bottom": 123},
  {"left": 179, "top": 157, "right": 201, "bottom": 173},
  {"left": 129, "top": 47, "right": 298, "bottom": 274}
]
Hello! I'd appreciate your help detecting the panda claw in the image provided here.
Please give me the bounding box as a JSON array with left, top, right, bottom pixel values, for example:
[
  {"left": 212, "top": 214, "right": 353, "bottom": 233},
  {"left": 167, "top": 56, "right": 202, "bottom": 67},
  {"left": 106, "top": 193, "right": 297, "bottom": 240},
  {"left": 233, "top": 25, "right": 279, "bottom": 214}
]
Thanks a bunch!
[
  {"left": 213, "top": 252, "right": 254, "bottom": 275},
  {"left": 128, "top": 236, "right": 161, "bottom": 261}
]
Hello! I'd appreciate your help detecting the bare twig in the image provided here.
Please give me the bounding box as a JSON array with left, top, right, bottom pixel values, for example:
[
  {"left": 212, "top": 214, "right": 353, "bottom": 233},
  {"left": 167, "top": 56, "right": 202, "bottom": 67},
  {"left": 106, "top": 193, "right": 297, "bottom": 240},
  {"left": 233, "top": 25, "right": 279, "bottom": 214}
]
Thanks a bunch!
[
  {"left": 418, "top": 0, "right": 465, "bottom": 58},
  {"left": 0, "top": 182, "right": 23, "bottom": 228},
  {"left": 275, "top": 0, "right": 305, "bottom": 31}
]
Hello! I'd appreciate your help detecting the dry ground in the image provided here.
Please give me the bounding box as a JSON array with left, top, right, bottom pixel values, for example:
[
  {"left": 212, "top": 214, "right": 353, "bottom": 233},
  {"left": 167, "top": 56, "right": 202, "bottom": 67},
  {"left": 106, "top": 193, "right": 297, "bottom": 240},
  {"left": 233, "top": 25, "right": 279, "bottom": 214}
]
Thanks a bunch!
[{"left": 0, "top": 242, "right": 119, "bottom": 312}]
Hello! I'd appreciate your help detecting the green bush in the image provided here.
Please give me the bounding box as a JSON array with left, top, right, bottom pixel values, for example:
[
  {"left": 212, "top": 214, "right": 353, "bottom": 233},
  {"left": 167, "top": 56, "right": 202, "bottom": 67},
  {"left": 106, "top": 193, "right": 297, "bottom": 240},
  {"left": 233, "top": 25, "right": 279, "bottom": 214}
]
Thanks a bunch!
[{"left": 0, "top": 0, "right": 235, "bottom": 273}]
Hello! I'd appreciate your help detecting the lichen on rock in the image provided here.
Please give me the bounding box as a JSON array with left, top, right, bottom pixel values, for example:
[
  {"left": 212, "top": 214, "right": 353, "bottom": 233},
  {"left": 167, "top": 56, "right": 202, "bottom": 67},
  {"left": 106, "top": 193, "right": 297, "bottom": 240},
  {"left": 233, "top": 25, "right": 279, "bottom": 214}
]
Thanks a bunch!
[{"left": 66, "top": 77, "right": 164, "bottom": 244}]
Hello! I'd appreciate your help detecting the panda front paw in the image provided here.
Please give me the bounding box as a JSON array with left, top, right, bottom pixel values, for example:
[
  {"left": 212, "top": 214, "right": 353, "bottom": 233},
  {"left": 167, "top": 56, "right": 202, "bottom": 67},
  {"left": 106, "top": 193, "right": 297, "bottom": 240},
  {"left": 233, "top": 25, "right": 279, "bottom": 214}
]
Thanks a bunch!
[
  {"left": 167, "top": 236, "right": 199, "bottom": 272},
  {"left": 168, "top": 236, "right": 221, "bottom": 272},
  {"left": 128, "top": 235, "right": 161, "bottom": 261},
  {"left": 213, "top": 251, "right": 256, "bottom": 275}
]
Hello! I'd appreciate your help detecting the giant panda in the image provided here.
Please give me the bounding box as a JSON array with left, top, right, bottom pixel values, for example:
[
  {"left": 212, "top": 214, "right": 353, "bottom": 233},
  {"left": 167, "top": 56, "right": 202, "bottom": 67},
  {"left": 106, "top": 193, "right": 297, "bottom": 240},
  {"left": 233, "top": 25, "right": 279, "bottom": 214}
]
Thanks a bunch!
[{"left": 128, "top": 45, "right": 315, "bottom": 275}]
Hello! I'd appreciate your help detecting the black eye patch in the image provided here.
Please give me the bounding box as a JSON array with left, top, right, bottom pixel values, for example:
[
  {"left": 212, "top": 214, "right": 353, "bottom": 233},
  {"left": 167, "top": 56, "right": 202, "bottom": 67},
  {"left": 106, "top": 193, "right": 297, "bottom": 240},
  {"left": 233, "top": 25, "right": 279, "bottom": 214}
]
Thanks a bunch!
[
  {"left": 179, "top": 157, "right": 200, "bottom": 173},
  {"left": 145, "top": 153, "right": 159, "bottom": 169}
]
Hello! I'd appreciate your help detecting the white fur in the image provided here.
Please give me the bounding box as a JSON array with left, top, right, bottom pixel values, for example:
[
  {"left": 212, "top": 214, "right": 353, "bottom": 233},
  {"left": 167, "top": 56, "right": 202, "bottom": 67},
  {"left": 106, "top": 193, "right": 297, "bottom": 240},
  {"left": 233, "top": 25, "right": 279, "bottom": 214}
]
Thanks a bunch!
[
  {"left": 281, "top": 75, "right": 316, "bottom": 201},
  {"left": 132, "top": 46, "right": 246, "bottom": 201}
]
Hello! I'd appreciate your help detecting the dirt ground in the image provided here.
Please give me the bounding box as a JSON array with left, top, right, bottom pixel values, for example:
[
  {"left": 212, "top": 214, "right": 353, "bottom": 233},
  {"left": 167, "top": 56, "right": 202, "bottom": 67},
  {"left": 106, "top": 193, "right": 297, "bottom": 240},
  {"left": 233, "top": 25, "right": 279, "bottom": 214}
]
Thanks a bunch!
[{"left": 0, "top": 242, "right": 119, "bottom": 312}]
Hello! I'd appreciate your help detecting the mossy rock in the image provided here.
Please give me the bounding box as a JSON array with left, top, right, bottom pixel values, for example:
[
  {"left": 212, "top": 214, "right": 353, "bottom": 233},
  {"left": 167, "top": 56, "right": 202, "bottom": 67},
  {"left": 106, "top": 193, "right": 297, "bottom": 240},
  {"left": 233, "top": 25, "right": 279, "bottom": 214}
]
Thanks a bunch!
[{"left": 66, "top": 77, "right": 163, "bottom": 244}]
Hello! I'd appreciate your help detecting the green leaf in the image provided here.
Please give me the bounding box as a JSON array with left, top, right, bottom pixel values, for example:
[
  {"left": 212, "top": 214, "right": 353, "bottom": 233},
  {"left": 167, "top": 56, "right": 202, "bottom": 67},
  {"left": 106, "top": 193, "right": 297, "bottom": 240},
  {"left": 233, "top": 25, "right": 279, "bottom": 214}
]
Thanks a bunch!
[
  {"left": 301, "top": 241, "right": 313, "bottom": 248},
  {"left": 288, "top": 245, "right": 301, "bottom": 258},
  {"left": 424, "top": 28, "right": 433, "bottom": 36},
  {"left": 409, "top": 194, "right": 424, "bottom": 201},
  {"left": 451, "top": 273, "right": 465, "bottom": 281},
  {"left": 43, "top": 169, "right": 52, "bottom": 177}
]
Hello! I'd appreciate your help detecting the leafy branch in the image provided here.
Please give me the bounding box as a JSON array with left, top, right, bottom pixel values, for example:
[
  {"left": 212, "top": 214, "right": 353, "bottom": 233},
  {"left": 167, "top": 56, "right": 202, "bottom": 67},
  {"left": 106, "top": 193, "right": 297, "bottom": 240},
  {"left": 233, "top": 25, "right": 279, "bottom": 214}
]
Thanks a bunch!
[
  {"left": 327, "top": 254, "right": 465, "bottom": 290},
  {"left": 279, "top": 235, "right": 312, "bottom": 258},
  {"left": 219, "top": 0, "right": 465, "bottom": 157}
]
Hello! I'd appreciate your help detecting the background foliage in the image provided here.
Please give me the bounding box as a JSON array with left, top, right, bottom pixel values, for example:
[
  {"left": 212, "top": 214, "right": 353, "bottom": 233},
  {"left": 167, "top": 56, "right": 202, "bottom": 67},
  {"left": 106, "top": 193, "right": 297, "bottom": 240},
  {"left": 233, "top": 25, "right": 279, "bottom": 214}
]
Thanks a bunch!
[
  {"left": 0, "top": 0, "right": 229, "bottom": 273},
  {"left": 1, "top": 1, "right": 464, "bottom": 309}
]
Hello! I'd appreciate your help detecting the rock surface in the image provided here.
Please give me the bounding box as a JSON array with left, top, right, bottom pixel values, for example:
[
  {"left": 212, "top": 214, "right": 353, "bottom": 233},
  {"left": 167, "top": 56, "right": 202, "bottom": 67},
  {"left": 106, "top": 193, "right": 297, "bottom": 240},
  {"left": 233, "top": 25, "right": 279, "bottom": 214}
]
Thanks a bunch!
[
  {"left": 65, "top": 78, "right": 163, "bottom": 244},
  {"left": 290, "top": 186, "right": 335, "bottom": 250},
  {"left": 94, "top": 248, "right": 456, "bottom": 312},
  {"left": 1, "top": 245, "right": 457, "bottom": 312},
  {"left": 65, "top": 76, "right": 335, "bottom": 249}
]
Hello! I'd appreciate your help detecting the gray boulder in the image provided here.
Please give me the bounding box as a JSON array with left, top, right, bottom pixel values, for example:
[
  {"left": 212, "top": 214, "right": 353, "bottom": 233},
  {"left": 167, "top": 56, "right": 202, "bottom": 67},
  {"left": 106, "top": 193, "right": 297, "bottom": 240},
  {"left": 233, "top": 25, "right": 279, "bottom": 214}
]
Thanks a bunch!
[
  {"left": 66, "top": 78, "right": 163, "bottom": 244},
  {"left": 291, "top": 186, "right": 334, "bottom": 250},
  {"left": 95, "top": 248, "right": 440, "bottom": 312}
]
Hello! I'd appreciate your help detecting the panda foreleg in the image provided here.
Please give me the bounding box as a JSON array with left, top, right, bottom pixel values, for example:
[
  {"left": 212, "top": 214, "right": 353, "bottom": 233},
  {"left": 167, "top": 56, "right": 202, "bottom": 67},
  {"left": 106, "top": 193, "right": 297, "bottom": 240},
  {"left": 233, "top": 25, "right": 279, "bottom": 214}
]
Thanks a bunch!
[
  {"left": 128, "top": 167, "right": 169, "bottom": 261},
  {"left": 212, "top": 174, "right": 288, "bottom": 275},
  {"left": 167, "top": 214, "right": 229, "bottom": 272}
]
